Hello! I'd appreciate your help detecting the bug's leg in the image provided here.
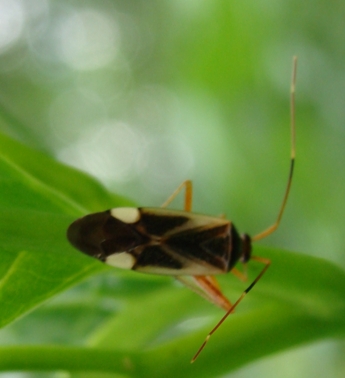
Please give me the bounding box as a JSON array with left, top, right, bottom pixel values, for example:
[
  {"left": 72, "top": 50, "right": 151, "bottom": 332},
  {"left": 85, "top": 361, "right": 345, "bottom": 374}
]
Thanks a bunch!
[
  {"left": 176, "top": 275, "right": 232, "bottom": 311},
  {"left": 160, "top": 180, "right": 193, "bottom": 211},
  {"left": 191, "top": 257, "right": 271, "bottom": 363},
  {"left": 204, "top": 275, "right": 221, "bottom": 290},
  {"left": 231, "top": 267, "right": 247, "bottom": 282},
  {"left": 194, "top": 276, "right": 232, "bottom": 311}
]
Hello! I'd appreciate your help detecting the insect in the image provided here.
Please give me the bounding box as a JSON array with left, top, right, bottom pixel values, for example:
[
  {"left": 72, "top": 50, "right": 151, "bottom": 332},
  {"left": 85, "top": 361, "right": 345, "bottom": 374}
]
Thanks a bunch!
[{"left": 67, "top": 57, "right": 297, "bottom": 362}]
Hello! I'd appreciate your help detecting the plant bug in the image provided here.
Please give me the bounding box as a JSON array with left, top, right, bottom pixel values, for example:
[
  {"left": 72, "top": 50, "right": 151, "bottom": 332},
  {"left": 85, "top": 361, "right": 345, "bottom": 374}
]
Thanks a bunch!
[{"left": 67, "top": 57, "right": 297, "bottom": 362}]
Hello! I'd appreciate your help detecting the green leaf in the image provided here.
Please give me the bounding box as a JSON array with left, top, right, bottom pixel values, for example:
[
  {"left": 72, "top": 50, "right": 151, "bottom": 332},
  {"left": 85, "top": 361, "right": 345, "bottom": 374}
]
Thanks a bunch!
[
  {"left": 0, "top": 132, "right": 345, "bottom": 376},
  {"left": 82, "top": 247, "right": 345, "bottom": 377},
  {"left": 0, "top": 245, "right": 345, "bottom": 377},
  {"left": 0, "top": 131, "right": 129, "bottom": 328},
  {"left": 0, "top": 132, "right": 130, "bottom": 215},
  {"left": 137, "top": 247, "right": 345, "bottom": 377}
]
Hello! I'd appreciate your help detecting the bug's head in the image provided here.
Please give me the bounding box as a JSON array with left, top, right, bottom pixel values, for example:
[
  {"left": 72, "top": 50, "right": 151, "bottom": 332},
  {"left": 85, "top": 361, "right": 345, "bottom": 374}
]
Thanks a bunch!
[{"left": 240, "top": 233, "right": 252, "bottom": 263}]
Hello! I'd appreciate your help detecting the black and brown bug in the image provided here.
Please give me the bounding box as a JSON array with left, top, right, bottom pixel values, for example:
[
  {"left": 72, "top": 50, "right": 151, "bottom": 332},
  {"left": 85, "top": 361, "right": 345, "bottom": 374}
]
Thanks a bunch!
[{"left": 67, "top": 57, "right": 297, "bottom": 362}]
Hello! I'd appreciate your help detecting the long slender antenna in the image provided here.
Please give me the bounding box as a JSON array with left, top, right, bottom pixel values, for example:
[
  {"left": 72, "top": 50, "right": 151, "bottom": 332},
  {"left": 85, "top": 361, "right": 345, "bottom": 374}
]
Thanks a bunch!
[
  {"left": 252, "top": 56, "right": 297, "bottom": 242},
  {"left": 191, "top": 57, "right": 298, "bottom": 363}
]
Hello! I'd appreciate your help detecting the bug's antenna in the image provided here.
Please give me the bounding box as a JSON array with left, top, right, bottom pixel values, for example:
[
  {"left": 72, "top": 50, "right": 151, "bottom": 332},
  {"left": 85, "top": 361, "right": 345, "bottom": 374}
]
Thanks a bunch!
[
  {"left": 191, "top": 58, "right": 298, "bottom": 363},
  {"left": 252, "top": 56, "right": 297, "bottom": 242}
]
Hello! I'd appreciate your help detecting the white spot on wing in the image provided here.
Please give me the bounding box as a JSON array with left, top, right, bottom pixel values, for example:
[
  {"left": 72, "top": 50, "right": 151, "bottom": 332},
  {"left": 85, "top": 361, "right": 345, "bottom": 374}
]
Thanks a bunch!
[
  {"left": 111, "top": 207, "right": 140, "bottom": 223},
  {"left": 106, "top": 252, "right": 136, "bottom": 269}
]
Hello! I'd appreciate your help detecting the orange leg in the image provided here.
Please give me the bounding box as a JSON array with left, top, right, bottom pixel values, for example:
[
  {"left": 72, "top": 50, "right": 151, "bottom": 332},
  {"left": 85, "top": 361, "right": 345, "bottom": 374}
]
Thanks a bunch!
[
  {"left": 231, "top": 267, "right": 247, "bottom": 282},
  {"left": 194, "top": 276, "right": 232, "bottom": 311},
  {"left": 176, "top": 275, "right": 232, "bottom": 311},
  {"left": 191, "top": 256, "right": 271, "bottom": 363},
  {"left": 160, "top": 180, "right": 193, "bottom": 211}
]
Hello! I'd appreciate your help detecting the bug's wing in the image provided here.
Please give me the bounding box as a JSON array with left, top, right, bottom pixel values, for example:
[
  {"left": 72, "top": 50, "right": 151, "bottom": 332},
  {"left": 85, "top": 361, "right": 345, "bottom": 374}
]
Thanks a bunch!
[{"left": 176, "top": 275, "right": 232, "bottom": 311}]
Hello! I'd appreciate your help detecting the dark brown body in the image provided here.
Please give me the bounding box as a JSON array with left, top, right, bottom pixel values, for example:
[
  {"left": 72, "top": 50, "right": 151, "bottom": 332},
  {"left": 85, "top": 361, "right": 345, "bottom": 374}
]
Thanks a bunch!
[{"left": 67, "top": 207, "right": 251, "bottom": 276}]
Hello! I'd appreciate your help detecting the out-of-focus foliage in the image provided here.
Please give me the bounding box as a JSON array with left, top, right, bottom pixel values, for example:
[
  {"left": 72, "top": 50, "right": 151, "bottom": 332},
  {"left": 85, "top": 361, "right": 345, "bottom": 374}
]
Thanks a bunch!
[
  {"left": 0, "top": 0, "right": 345, "bottom": 377},
  {"left": 0, "top": 130, "right": 345, "bottom": 377}
]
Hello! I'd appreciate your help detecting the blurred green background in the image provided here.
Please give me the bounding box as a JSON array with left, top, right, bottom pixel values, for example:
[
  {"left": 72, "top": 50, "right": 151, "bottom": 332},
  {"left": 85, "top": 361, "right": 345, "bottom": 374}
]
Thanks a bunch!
[{"left": 0, "top": 0, "right": 345, "bottom": 377}]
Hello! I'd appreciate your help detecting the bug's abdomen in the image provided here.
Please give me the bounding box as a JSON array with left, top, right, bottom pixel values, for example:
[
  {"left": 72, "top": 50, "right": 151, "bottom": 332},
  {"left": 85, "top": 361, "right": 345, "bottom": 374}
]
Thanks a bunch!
[
  {"left": 167, "top": 222, "right": 243, "bottom": 273},
  {"left": 131, "top": 209, "right": 244, "bottom": 276},
  {"left": 165, "top": 224, "right": 232, "bottom": 272}
]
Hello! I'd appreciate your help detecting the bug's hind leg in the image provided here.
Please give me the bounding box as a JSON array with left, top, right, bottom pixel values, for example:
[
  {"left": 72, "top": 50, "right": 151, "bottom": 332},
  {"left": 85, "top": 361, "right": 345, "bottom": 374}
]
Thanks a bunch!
[
  {"left": 191, "top": 256, "right": 271, "bottom": 363},
  {"left": 176, "top": 275, "right": 232, "bottom": 311}
]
